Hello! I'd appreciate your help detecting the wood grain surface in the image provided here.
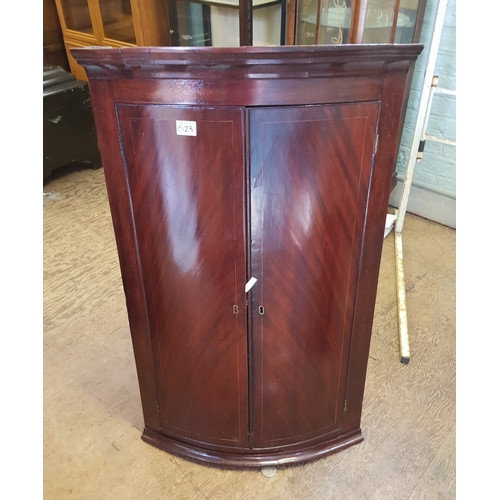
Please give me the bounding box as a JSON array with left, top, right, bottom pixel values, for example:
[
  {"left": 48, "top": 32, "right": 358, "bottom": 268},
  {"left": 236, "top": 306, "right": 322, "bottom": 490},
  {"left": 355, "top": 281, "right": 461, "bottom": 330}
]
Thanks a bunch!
[
  {"left": 44, "top": 165, "right": 456, "bottom": 498},
  {"left": 118, "top": 105, "right": 249, "bottom": 449},
  {"left": 67, "top": 44, "right": 425, "bottom": 466},
  {"left": 249, "top": 103, "right": 378, "bottom": 450}
]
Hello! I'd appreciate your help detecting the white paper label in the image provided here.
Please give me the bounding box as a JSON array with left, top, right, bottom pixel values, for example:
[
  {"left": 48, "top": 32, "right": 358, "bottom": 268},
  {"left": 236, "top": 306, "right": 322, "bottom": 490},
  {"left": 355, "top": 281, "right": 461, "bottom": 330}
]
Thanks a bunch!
[
  {"left": 176, "top": 120, "right": 197, "bottom": 136},
  {"left": 245, "top": 277, "right": 257, "bottom": 293}
]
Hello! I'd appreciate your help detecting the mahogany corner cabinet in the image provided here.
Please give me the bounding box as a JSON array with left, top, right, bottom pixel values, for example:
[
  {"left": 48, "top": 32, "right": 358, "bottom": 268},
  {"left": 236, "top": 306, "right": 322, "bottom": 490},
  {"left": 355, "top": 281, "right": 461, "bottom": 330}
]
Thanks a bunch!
[{"left": 72, "top": 44, "right": 422, "bottom": 468}]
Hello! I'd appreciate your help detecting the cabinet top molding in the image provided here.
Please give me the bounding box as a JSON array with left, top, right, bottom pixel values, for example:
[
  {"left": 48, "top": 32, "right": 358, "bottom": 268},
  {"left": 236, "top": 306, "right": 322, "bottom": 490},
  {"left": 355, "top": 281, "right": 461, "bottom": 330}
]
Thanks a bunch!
[{"left": 72, "top": 44, "right": 423, "bottom": 80}]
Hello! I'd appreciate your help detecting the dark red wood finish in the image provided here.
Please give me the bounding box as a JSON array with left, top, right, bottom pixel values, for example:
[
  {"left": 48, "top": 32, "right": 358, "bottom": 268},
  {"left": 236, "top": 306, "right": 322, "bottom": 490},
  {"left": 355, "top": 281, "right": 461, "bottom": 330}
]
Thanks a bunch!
[
  {"left": 117, "top": 105, "right": 249, "bottom": 450},
  {"left": 72, "top": 44, "right": 422, "bottom": 468},
  {"left": 249, "top": 103, "right": 379, "bottom": 450}
]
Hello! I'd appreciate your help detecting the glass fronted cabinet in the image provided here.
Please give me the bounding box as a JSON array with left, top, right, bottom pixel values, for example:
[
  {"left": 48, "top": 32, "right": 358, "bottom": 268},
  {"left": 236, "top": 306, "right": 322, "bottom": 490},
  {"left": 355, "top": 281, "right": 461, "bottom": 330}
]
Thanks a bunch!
[
  {"left": 161, "top": 0, "right": 425, "bottom": 48},
  {"left": 53, "top": 0, "right": 425, "bottom": 82},
  {"left": 286, "top": 0, "right": 425, "bottom": 45},
  {"left": 97, "top": 0, "right": 137, "bottom": 44},
  {"left": 54, "top": 0, "right": 171, "bottom": 79},
  {"left": 167, "top": 0, "right": 285, "bottom": 48},
  {"left": 57, "top": 0, "right": 96, "bottom": 36},
  {"left": 55, "top": 0, "right": 287, "bottom": 78}
]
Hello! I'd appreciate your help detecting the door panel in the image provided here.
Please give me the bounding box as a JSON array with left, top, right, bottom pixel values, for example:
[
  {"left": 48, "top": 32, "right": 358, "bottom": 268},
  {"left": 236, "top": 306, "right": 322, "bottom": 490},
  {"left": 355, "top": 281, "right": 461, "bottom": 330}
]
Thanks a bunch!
[
  {"left": 117, "top": 105, "right": 249, "bottom": 449},
  {"left": 249, "top": 103, "right": 379, "bottom": 449}
]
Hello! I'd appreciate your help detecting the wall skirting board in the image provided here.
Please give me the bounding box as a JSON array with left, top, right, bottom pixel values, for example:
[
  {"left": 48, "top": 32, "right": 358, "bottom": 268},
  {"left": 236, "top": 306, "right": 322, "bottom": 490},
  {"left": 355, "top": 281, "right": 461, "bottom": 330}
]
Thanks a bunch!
[{"left": 389, "top": 175, "right": 456, "bottom": 229}]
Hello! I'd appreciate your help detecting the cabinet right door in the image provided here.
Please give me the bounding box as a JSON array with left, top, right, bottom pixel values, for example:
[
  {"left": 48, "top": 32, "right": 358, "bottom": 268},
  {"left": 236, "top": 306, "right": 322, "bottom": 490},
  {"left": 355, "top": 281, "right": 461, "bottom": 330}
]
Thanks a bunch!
[{"left": 249, "top": 102, "right": 380, "bottom": 450}]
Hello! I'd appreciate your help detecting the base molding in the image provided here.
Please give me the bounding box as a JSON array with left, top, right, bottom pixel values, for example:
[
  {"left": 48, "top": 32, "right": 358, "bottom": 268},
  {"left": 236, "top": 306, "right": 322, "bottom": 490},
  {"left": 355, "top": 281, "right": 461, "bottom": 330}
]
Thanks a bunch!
[
  {"left": 389, "top": 176, "right": 456, "bottom": 229},
  {"left": 141, "top": 427, "right": 364, "bottom": 468}
]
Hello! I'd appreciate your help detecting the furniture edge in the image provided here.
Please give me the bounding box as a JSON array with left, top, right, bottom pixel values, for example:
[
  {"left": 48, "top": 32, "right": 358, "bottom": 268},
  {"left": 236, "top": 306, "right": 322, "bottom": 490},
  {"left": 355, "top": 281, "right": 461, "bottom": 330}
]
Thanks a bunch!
[
  {"left": 141, "top": 426, "right": 364, "bottom": 468},
  {"left": 71, "top": 44, "right": 423, "bottom": 80}
]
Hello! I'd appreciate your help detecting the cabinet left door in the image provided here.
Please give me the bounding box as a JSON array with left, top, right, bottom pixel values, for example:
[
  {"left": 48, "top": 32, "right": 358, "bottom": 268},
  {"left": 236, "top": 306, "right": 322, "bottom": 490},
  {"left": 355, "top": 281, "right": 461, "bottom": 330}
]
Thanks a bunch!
[{"left": 117, "top": 105, "right": 250, "bottom": 451}]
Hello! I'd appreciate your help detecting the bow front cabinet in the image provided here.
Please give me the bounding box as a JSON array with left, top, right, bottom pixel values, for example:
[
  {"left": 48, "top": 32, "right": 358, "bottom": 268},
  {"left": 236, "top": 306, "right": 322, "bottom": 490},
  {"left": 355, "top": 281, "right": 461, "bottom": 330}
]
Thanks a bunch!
[{"left": 73, "top": 44, "right": 422, "bottom": 467}]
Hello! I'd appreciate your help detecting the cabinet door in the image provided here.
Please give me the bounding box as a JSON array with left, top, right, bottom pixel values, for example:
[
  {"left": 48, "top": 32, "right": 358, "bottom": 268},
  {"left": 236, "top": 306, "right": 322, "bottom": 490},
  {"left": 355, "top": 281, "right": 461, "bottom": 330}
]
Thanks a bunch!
[
  {"left": 117, "top": 105, "right": 249, "bottom": 450},
  {"left": 249, "top": 102, "right": 379, "bottom": 449},
  {"left": 56, "top": 0, "right": 96, "bottom": 35},
  {"left": 96, "top": 0, "right": 137, "bottom": 44}
]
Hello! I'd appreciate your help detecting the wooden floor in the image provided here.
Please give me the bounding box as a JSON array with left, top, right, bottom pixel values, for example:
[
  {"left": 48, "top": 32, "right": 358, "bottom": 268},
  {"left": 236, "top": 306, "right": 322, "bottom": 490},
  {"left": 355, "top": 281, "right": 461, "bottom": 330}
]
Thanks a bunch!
[{"left": 43, "top": 164, "right": 456, "bottom": 499}]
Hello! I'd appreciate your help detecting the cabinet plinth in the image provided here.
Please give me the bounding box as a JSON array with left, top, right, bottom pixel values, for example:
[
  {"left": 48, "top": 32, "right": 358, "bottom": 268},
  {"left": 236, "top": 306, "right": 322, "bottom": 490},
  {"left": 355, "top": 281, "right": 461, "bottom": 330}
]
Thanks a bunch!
[{"left": 72, "top": 44, "right": 422, "bottom": 468}]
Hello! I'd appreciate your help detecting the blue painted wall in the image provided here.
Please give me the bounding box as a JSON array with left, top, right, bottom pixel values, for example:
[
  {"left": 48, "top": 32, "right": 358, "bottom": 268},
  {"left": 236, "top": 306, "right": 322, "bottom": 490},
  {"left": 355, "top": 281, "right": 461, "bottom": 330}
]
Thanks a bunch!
[{"left": 396, "top": 0, "right": 456, "bottom": 198}]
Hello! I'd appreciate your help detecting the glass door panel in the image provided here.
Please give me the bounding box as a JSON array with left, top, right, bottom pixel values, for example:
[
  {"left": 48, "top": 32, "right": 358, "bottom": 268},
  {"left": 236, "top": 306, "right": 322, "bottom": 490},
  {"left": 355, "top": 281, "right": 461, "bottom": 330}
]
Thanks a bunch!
[
  {"left": 175, "top": 1, "right": 212, "bottom": 46},
  {"left": 252, "top": 0, "right": 283, "bottom": 46},
  {"left": 361, "top": 0, "right": 420, "bottom": 43},
  {"left": 208, "top": 0, "right": 240, "bottom": 47},
  {"left": 97, "top": 0, "right": 137, "bottom": 43},
  {"left": 361, "top": 0, "right": 397, "bottom": 43},
  {"left": 168, "top": 0, "right": 285, "bottom": 47},
  {"left": 394, "top": 0, "right": 420, "bottom": 43},
  {"left": 296, "top": 0, "right": 319, "bottom": 45},
  {"left": 319, "top": 0, "right": 352, "bottom": 44},
  {"left": 168, "top": 0, "right": 238, "bottom": 47},
  {"left": 296, "top": 0, "right": 353, "bottom": 45},
  {"left": 59, "top": 0, "right": 94, "bottom": 34}
]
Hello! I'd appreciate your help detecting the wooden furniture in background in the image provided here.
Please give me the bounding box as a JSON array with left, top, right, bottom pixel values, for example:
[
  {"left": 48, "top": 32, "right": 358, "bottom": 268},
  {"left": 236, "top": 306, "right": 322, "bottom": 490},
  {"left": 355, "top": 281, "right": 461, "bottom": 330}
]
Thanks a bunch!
[
  {"left": 53, "top": 0, "right": 171, "bottom": 80},
  {"left": 286, "top": 0, "right": 426, "bottom": 46},
  {"left": 43, "top": 65, "right": 101, "bottom": 180},
  {"left": 167, "top": 0, "right": 286, "bottom": 47},
  {"left": 72, "top": 44, "right": 422, "bottom": 467},
  {"left": 44, "top": 0, "right": 70, "bottom": 70},
  {"left": 52, "top": 1, "right": 426, "bottom": 88}
]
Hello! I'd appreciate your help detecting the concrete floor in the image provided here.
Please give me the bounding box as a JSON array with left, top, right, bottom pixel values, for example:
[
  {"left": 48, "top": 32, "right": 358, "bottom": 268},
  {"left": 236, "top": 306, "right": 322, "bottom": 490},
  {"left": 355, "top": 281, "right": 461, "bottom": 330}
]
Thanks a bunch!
[{"left": 43, "top": 164, "right": 456, "bottom": 499}]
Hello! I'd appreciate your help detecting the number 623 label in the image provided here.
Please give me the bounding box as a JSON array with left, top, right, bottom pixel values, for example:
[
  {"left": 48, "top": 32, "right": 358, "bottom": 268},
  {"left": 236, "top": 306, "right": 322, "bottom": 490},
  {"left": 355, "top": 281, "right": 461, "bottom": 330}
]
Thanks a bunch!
[{"left": 176, "top": 120, "right": 197, "bottom": 136}]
